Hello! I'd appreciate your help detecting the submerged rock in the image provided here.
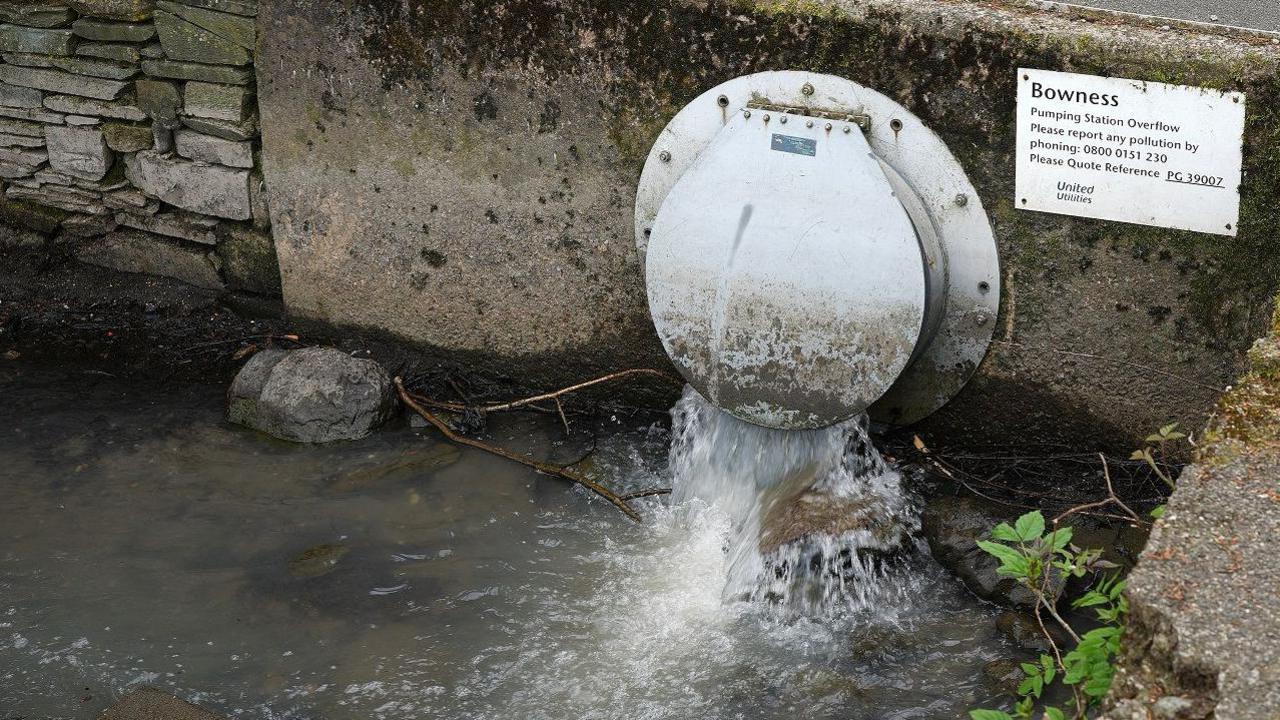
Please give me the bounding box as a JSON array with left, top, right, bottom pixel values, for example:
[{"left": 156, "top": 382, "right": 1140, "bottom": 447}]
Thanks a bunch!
[
  {"left": 982, "top": 659, "right": 1025, "bottom": 697},
  {"left": 227, "top": 347, "right": 397, "bottom": 443},
  {"left": 669, "top": 386, "right": 917, "bottom": 614},
  {"left": 288, "top": 543, "right": 349, "bottom": 578},
  {"left": 324, "top": 444, "right": 461, "bottom": 493},
  {"left": 758, "top": 426, "right": 918, "bottom": 557},
  {"left": 996, "top": 609, "right": 1066, "bottom": 652},
  {"left": 101, "top": 687, "right": 227, "bottom": 720},
  {"left": 922, "top": 494, "right": 1063, "bottom": 608}
]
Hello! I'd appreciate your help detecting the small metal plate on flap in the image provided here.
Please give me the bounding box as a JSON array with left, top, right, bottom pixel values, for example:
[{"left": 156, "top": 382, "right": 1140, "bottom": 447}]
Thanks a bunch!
[{"left": 771, "top": 134, "right": 816, "bottom": 156}]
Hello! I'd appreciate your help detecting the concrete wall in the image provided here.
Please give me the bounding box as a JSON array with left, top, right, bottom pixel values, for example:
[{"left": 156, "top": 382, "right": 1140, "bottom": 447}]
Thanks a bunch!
[
  {"left": 257, "top": 0, "right": 1280, "bottom": 448},
  {"left": 0, "top": 0, "right": 280, "bottom": 298}
]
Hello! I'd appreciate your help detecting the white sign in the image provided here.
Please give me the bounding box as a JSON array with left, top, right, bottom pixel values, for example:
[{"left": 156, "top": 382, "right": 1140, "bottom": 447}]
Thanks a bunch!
[{"left": 1015, "top": 68, "right": 1245, "bottom": 236}]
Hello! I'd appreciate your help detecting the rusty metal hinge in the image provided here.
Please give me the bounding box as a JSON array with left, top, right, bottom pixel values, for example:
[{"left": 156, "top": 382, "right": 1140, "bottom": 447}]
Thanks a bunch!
[{"left": 745, "top": 102, "right": 871, "bottom": 131}]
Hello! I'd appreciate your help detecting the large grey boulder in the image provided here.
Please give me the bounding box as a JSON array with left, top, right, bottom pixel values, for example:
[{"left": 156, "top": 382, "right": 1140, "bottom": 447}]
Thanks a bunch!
[
  {"left": 228, "top": 347, "right": 397, "bottom": 443},
  {"left": 0, "top": 82, "right": 42, "bottom": 109},
  {"left": 154, "top": 9, "right": 250, "bottom": 65},
  {"left": 184, "top": 81, "right": 250, "bottom": 122},
  {"left": 0, "top": 26, "right": 76, "bottom": 55}
]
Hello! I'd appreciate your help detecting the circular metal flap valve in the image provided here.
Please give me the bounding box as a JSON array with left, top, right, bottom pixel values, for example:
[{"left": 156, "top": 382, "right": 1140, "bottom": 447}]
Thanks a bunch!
[{"left": 636, "top": 71, "right": 1000, "bottom": 430}]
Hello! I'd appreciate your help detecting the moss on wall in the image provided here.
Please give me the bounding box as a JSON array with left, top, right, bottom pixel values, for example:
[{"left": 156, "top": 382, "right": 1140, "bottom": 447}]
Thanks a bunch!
[
  {"left": 346, "top": 0, "right": 1280, "bottom": 357},
  {"left": 1201, "top": 302, "right": 1280, "bottom": 453}
]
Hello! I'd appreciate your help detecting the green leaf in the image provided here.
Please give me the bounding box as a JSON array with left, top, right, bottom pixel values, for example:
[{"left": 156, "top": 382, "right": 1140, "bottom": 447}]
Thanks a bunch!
[
  {"left": 1017, "top": 675, "right": 1042, "bottom": 698},
  {"left": 1084, "top": 626, "right": 1120, "bottom": 642},
  {"left": 1109, "top": 579, "right": 1127, "bottom": 599},
  {"left": 1085, "top": 670, "right": 1115, "bottom": 697},
  {"left": 969, "top": 710, "right": 1014, "bottom": 720},
  {"left": 1150, "top": 504, "right": 1166, "bottom": 519},
  {"left": 976, "top": 541, "right": 1031, "bottom": 577},
  {"left": 1072, "top": 591, "right": 1108, "bottom": 608},
  {"left": 1048, "top": 527, "right": 1073, "bottom": 551},
  {"left": 992, "top": 522, "right": 1021, "bottom": 542},
  {"left": 1014, "top": 511, "right": 1046, "bottom": 541},
  {"left": 1020, "top": 663, "right": 1040, "bottom": 676},
  {"left": 1043, "top": 708, "right": 1066, "bottom": 720}
]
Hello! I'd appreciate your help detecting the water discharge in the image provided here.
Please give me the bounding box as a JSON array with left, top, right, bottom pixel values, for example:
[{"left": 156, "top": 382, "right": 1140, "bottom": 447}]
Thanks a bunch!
[
  {"left": 0, "top": 364, "right": 1012, "bottom": 719},
  {"left": 669, "top": 386, "right": 919, "bottom": 616}
]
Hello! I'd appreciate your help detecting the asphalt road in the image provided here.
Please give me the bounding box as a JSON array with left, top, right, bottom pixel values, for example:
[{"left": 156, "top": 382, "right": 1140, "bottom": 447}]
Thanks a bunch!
[{"left": 1064, "top": 0, "right": 1280, "bottom": 32}]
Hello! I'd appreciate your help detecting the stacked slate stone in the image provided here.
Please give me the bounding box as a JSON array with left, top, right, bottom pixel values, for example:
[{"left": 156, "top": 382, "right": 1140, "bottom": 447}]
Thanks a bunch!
[{"left": 0, "top": 0, "right": 279, "bottom": 297}]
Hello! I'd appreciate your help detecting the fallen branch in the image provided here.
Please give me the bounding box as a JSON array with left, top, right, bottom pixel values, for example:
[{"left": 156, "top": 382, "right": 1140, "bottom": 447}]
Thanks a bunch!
[
  {"left": 394, "top": 377, "right": 642, "bottom": 522},
  {"left": 1052, "top": 453, "right": 1145, "bottom": 527},
  {"left": 185, "top": 333, "right": 301, "bottom": 350},
  {"left": 408, "top": 368, "right": 683, "bottom": 415},
  {"left": 910, "top": 436, "right": 1156, "bottom": 522},
  {"left": 619, "top": 487, "right": 672, "bottom": 501}
]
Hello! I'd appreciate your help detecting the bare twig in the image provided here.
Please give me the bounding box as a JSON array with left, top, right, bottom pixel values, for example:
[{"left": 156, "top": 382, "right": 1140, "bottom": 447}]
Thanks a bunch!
[
  {"left": 1052, "top": 454, "right": 1146, "bottom": 527},
  {"left": 409, "top": 368, "right": 682, "bottom": 415},
  {"left": 1098, "top": 453, "right": 1143, "bottom": 524},
  {"left": 619, "top": 487, "right": 672, "bottom": 501},
  {"left": 394, "top": 377, "right": 642, "bottom": 522},
  {"left": 185, "top": 333, "right": 301, "bottom": 350},
  {"left": 919, "top": 448, "right": 1142, "bottom": 520},
  {"left": 1043, "top": 594, "right": 1083, "bottom": 645},
  {"left": 1033, "top": 602, "right": 1065, "bottom": 669},
  {"left": 554, "top": 397, "right": 571, "bottom": 436}
]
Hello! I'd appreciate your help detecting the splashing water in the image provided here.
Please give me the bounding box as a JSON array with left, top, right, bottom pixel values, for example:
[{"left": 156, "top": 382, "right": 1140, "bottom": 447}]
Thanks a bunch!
[{"left": 669, "top": 386, "right": 920, "bottom": 617}]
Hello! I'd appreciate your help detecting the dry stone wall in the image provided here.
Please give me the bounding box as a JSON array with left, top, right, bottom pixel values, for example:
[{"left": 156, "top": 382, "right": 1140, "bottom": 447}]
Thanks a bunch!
[{"left": 0, "top": 0, "right": 279, "bottom": 297}]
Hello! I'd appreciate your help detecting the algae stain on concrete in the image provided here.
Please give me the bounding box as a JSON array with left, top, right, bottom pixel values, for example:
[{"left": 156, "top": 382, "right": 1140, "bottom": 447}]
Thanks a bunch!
[{"left": 392, "top": 157, "right": 417, "bottom": 178}]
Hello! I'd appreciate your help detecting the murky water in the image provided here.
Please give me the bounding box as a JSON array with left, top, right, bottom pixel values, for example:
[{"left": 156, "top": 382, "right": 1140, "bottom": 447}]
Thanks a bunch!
[{"left": 0, "top": 363, "right": 1018, "bottom": 719}]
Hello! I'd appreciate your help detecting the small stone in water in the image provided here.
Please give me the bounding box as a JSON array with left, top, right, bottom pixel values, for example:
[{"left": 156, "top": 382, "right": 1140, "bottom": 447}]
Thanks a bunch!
[
  {"left": 288, "top": 543, "right": 349, "bottom": 578},
  {"left": 982, "top": 659, "right": 1025, "bottom": 697},
  {"left": 325, "top": 444, "right": 461, "bottom": 493},
  {"left": 996, "top": 609, "right": 1064, "bottom": 652}
]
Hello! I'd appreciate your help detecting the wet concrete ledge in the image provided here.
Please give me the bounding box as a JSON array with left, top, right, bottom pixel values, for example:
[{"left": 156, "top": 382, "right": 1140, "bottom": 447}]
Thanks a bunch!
[
  {"left": 1101, "top": 311, "right": 1280, "bottom": 719},
  {"left": 258, "top": 0, "right": 1280, "bottom": 451}
]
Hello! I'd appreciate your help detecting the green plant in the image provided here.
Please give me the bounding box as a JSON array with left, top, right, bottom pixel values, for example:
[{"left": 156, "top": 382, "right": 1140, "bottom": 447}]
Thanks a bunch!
[
  {"left": 968, "top": 426, "right": 1189, "bottom": 719},
  {"left": 968, "top": 511, "right": 1128, "bottom": 720},
  {"left": 1131, "top": 423, "right": 1187, "bottom": 519}
]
